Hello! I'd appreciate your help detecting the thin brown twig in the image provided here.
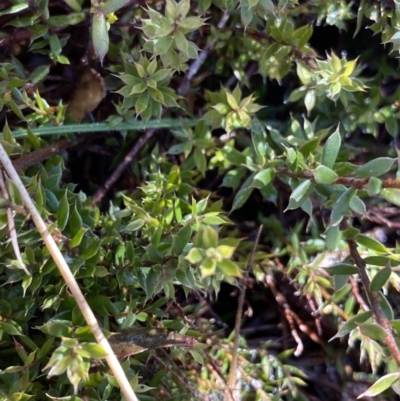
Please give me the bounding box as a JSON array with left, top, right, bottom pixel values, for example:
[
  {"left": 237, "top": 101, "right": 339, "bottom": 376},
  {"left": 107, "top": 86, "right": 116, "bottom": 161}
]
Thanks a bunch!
[
  {"left": 349, "top": 276, "right": 370, "bottom": 311},
  {"left": 265, "top": 274, "right": 304, "bottom": 356},
  {"left": 12, "top": 136, "right": 87, "bottom": 172},
  {"left": 171, "top": 300, "right": 193, "bottom": 325},
  {"left": 226, "top": 225, "right": 263, "bottom": 400},
  {"left": 0, "top": 28, "right": 32, "bottom": 48},
  {"left": 158, "top": 383, "right": 173, "bottom": 398},
  {"left": 205, "top": 353, "right": 230, "bottom": 391},
  {"left": 92, "top": 128, "right": 156, "bottom": 205},
  {"left": 265, "top": 274, "right": 324, "bottom": 353},
  {"left": 382, "top": 177, "right": 400, "bottom": 189},
  {"left": 305, "top": 293, "right": 322, "bottom": 336},
  {"left": 178, "top": 12, "right": 230, "bottom": 96},
  {"left": 290, "top": 308, "right": 324, "bottom": 346},
  {"left": 153, "top": 352, "right": 194, "bottom": 393},
  {"left": 364, "top": 210, "right": 400, "bottom": 228},
  {"left": 224, "top": 351, "right": 273, "bottom": 401}
]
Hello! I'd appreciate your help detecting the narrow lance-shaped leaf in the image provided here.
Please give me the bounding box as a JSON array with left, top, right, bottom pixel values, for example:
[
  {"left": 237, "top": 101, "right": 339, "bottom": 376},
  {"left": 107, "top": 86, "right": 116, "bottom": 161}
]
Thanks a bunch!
[
  {"left": 286, "top": 179, "right": 314, "bottom": 210},
  {"left": 135, "top": 93, "right": 149, "bottom": 117},
  {"left": 325, "top": 225, "right": 341, "bottom": 251},
  {"left": 304, "top": 89, "right": 315, "bottom": 115},
  {"left": 176, "top": 0, "right": 190, "bottom": 18},
  {"left": 349, "top": 195, "right": 366, "bottom": 215},
  {"left": 102, "top": 0, "right": 131, "bottom": 15},
  {"left": 325, "top": 264, "right": 358, "bottom": 275},
  {"left": 358, "top": 323, "right": 387, "bottom": 341},
  {"left": 378, "top": 291, "right": 394, "bottom": 320},
  {"left": 241, "top": 6, "right": 253, "bottom": 28},
  {"left": 354, "top": 0, "right": 366, "bottom": 37},
  {"left": 356, "top": 234, "right": 389, "bottom": 253},
  {"left": 357, "top": 373, "right": 400, "bottom": 399},
  {"left": 57, "top": 192, "right": 70, "bottom": 231},
  {"left": 194, "top": 147, "right": 206, "bottom": 177},
  {"left": 231, "top": 174, "right": 255, "bottom": 212},
  {"left": 353, "top": 157, "right": 395, "bottom": 179},
  {"left": 172, "top": 224, "right": 192, "bottom": 255},
  {"left": 370, "top": 265, "right": 391, "bottom": 291},
  {"left": 0, "top": 321, "right": 24, "bottom": 335},
  {"left": 329, "top": 311, "right": 372, "bottom": 341},
  {"left": 174, "top": 30, "right": 189, "bottom": 56},
  {"left": 64, "top": 0, "right": 82, "bottom": 12},
  {"left": 252, "top": 168, "right": 273, "bottom": 189},
  {"left": 259, "top": 0, "right": 275, "bottom": 14},
  {"left": 92, "top": 12, "right": 109, "bottom": 65},
  {"left": 331, "top": 283, "right": 352, "bottom": 302},
  {"left": 0, "top": 3, "right": 29, "bottom": 16},
  {"left": 217, "top": 259, "right": 241, "bottom": 276},
  {"left": 322, "top": 126, "right": 341, "bottom": 168},
  {"left": 380, "top": 188, "right": 400, "bottom": 207},
  {"left": 251, "top": 118, "right": 267, "bottom": 158},
  {"left": 328, "top": 187, "right": 356, "bottom": 228},
  {"left": 363, "top": 256, "right": 393, "bottom": 266},
  {"left": 47, "top": 13, "right": 86, "bottom": 26},
  {"left": 69, "top": 204, "right": 83, "bottom": 236}
]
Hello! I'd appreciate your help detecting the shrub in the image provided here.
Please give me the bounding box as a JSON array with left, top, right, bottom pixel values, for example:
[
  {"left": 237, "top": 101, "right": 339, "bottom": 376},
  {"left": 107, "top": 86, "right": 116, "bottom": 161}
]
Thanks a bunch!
[{"left": 1, "top": 0, "right": 400, "bottom": 400}]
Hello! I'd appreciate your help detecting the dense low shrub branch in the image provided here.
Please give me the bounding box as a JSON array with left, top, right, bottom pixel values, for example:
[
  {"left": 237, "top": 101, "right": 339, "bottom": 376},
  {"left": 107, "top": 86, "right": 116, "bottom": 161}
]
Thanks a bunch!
[{"left": 346, "top": 231, "right": 400, "bottom": 367}]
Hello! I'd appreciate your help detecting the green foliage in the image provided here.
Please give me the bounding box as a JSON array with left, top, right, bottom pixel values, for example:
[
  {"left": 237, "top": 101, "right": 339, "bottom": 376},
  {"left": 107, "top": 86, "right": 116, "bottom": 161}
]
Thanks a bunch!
[
  {"left": 204, "top": 85, "right": 264, "bottom": 132},
  {"left": 289, "top": 53, "right": 367, "bottom": 115},
  {"left": 186, "top": 225, "right": 241, "bottom": 277},
  {"left": 141, "top": 0, "right": 206, "bottom": 71},
  {"left": 3, "top": 0, "right": 400, "bottom": 400},
  {"left": 117, "top": 55, "right": 181, "bottom": 120}
]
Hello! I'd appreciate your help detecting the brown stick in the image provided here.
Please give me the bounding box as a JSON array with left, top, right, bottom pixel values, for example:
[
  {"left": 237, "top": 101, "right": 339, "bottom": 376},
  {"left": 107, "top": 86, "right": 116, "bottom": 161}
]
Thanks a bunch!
[
  {"left": 12, "top": 136, "right": 86, "bottom": 172},
  {"left": 178, "top": 12, "right": 230, "bottom": 96},
  {"left": 91, "top": 128, "right": 156, "bottom": 205},
  {"left": 265, "top": 274, "right": 324, "bottom": 351},
  {"left": 349, "top": 276, "right": 370, "bottom": 312},
  {"left": 153, "top": 353, "right": 194, "bottom": 394},
  {"left": 226, "top": 225, "right": 263, "bottom": 400}
]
